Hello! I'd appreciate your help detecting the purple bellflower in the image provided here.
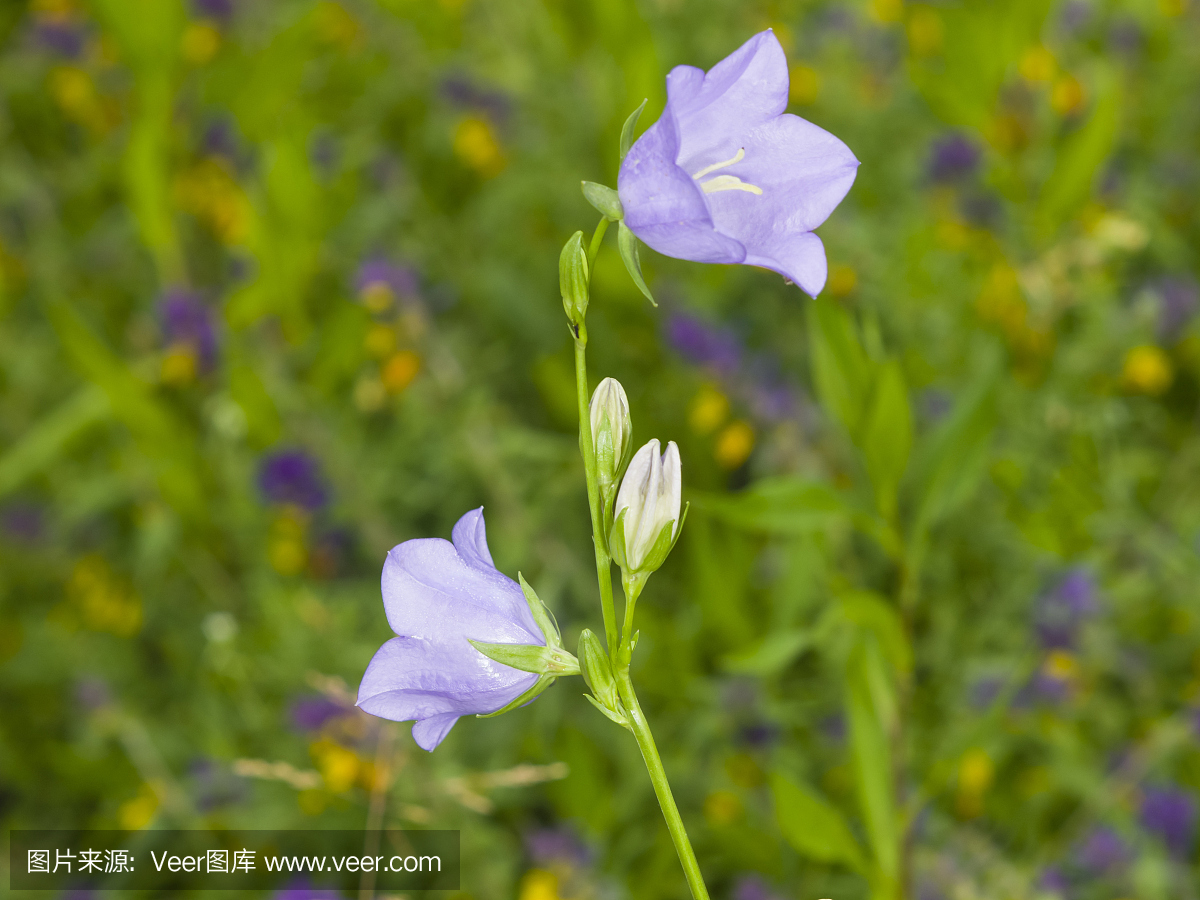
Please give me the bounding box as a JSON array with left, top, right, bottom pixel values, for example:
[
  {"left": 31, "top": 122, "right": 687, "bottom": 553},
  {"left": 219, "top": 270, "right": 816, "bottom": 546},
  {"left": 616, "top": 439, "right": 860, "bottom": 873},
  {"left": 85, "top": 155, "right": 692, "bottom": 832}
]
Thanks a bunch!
[
  {"left": 1141, "top": 785, "right": 1197, "bottom": 857},
  {"left": 357, "top": 509, "right": 572, "bottom": 751},
  {"left": 617, "top": 30, "right": 858, "bottom": 297},
  {"left": 258, "top": 451, "right": 328, "bottom": 511}
]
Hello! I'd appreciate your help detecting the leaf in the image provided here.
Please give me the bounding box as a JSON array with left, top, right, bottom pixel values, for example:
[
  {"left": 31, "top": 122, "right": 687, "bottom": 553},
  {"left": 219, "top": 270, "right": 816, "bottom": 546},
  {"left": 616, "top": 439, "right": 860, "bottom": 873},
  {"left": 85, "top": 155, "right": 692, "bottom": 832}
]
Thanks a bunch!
[
  {"left": 722, "top": 629, "right": 812, "bottom": 676},
  {"left": 581, "top": 181, "right": 624, "bottom": 220},
  {"left": 475, "top": 673, "right": 554, "bottom": 719},
  {"left": 860, "top": 360, "right": 913, "bottom": 521},
  {"left": 771, "top": 771, "right": 867, "bottom": 873},
  {"left": 619, "top": 99, "right": 647, "bottom": 161},
  {"left": 846, "top": 644, "right": 900, "bottom": 883},
  {"left": 0, "top": 386, "right": 109, "bottom": 499},
  {"left": 838, "top": 591, "right": 912, "bottom": 678},
  {"left": 519, "top": 573, "right": 562, "bottom": 649},
  {"left": 692, "top": 477, "right": 845, "bottom": 535},
  {"left": 909, "top": 364, "right": 998, "bottom": 535},
  {"left": 228, "top": 359, "right": 281, "bottom": 449},
  {"left": 1036, "top": 67, "right": 1122, "bottom": 236},
  {"left": 468, "top": 640, "right": 578, "bottom": 676},
  {"left": 617, "top": 220, "right": 655, "bottom": 306},
  {"left": 808, "top": 296, "right": 872, "bottom": 438}
]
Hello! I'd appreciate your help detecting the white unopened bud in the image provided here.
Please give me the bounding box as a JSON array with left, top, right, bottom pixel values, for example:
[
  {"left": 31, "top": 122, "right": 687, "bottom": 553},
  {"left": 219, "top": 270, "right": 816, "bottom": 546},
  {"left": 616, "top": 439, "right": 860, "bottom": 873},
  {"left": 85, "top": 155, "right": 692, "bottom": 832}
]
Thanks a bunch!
[
  {"left": 589, "top": 377, "right": 632, "bottom": 498},
  {"left": 611, "top": 439, "right": 682, "bottom": 573}
]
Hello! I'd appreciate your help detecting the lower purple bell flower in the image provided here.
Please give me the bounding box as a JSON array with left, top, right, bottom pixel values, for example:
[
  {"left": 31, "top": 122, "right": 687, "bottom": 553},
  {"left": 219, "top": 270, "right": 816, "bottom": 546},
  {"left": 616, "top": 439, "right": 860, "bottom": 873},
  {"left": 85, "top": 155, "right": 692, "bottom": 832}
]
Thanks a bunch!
[
  {"left": 357, "top": 509, "right": 560, "bottom": 751},
  {"left": 618, "top": 30, "right": 858, "bottom": 297}
]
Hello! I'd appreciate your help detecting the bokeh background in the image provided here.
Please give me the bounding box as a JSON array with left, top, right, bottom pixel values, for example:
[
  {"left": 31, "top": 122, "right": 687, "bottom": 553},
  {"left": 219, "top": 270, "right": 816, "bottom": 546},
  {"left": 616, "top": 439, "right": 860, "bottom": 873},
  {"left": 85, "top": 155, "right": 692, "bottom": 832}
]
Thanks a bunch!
[{"left": 2, "top": 0, "right": 1200, "bottom": 898}]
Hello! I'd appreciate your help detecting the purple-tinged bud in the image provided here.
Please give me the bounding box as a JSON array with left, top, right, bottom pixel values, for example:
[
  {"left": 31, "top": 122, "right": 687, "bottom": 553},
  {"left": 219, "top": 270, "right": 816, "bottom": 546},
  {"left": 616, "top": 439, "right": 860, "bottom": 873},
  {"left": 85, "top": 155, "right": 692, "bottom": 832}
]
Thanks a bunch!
[{"left": 258, "top": 451, "right": 329, "bottom": 510}]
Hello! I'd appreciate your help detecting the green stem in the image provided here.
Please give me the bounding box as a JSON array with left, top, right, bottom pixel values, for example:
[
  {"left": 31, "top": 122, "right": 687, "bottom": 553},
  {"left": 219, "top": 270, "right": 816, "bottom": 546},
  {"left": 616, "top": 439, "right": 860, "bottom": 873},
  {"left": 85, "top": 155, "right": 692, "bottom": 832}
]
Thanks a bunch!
[
  {"left": 574, "top": 335, "right": 618, "bottom": 656},
  {"left": 615, "top": 672, "right": 711, "bottom": 900}
]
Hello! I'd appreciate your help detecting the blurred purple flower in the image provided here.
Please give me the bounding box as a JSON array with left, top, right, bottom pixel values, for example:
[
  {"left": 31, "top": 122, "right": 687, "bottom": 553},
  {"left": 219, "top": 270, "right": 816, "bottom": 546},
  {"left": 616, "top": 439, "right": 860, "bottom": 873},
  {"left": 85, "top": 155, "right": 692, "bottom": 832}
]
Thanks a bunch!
[
  {"left": 273, "top": 883, "right": 341, "bottom": 900},
  {"left": 75, "top": 677, "right": 112, "bottom": 712},
  {"left": 33, "top": 20, "right": 86, "bottom": 58},
  {"left": 356, "top": 508, "right": 546, "bottom": 751},
  {"left": 160, "top": 288, "right": 218, "bottom": 372},
  {"left": 918, "top": 388, "right": 953, "bottom": 422},
  {"left": 1108, "top": 17, "right": 1142, "bottom": 55},
  {"left": 1156, "top": 276, "right": 1198, "bottom": 343},
  {"left": 1, "top": 501, "right": 45, "bottom": 543},
  {"left": 819, "top": 712, "right": 846, "bottom": 742},
  {"left": 1060, "top": 1, "right": 1093, "bottom": 34},
  {"left": 189, "top": 757, "right": 247, "bottom": 811},
  {"left": 737, "top": 722, "right": 780, "bottom": 748},
  {"left": 915, "top": 882, "right": 947, "bottom": 900},
  {"left": 193, "top": 0, "right": 234, "bottom": 22},
  {"left": 1034, "top": 569, "right": 1097, "bottom": 650},
  {"left": 354, "top": 259, "right": 420, "bottom": 306},
  {"left": 969, "top": 676, "right": 1003, "bottom": 710},
  {"left": 960, "top": 193, "right": 1002, "bottom": 229},
  {"left": 1037, "top": 866, "right": 1069, "bottom": 895},
  {"left": 618, "top": 31, "right": 858, "bottom": 297},
  {"left": 440, "top": 75, "right": 512, "bottom": 127},
  {"left": 749, "top": 383, "right": 797, "bottom": 422},
  {"left": 1075, "top": 826, "right": 1129, "bottom": 873},
  {"left": 731, "top": 874, "right": 783, "bottom": 900},
  {"left": 525, "top": 826, "right": 592, "bottom": 868},
  {"left": 928, "top": 133, "right": 980, "bottom": 183},
  {"left": 258, "top": 451, "right": 328, "bottom": 510},
  {"left": 310, "top": 133, "right": 339, "bottom": 175},
  {"left": 667, "top": 313, "right": 742, "bottom": 374},
  {"left": 1141, "top": 785, "right": 1197, "bottom": 857},
  {"left": 290, "top": 695, "right": 348, "bottom": 732}
]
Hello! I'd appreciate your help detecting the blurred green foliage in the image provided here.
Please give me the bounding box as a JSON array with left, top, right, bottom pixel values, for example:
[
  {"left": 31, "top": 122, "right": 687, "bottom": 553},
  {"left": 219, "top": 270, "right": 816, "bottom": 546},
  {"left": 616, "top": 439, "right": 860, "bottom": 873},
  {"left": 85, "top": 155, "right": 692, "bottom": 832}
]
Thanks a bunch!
[{"left": 2, "top": 1, "right": 1200, "bottom": 899}]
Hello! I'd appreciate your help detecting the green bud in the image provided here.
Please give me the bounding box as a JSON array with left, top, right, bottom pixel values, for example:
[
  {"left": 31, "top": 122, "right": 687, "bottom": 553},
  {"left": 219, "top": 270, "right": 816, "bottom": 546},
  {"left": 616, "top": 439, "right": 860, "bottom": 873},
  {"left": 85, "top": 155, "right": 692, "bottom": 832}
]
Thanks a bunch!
[
  {"left": 560, "top": 231, "right": 589, "bottom": 331},
  {"left": 469, "top": 639, "right": 580, "bottom": 676},
  {"left": 589, "top": 377, "right": 633, "bottom": 518},
  {"left": 581, "top": 181, "right": 624, "bottom": 220},
  {"left": 578, "top": 629, "right": 627, "bottom": 727}
]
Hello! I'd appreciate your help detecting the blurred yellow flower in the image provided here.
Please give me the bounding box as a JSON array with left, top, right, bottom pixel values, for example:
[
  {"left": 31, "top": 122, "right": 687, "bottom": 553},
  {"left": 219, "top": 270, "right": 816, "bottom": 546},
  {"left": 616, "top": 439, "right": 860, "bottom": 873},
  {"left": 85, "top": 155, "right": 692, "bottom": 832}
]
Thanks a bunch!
[
  {"left": 869, "top": 0, "right": 904, "bottom": 24},
  {"left": 906, "top": 7, "right": 944, "bottom": 56},
  {"left": 364, "top": 323, "right": 398, "bottom": 358},
  {"left": 354, "top": 374, "right": 387, "bottom": 412},
  {"left": 715, "top": 420, "right": 755, "bottom": 470},
  {"left": 314, "top": 1, "right": 361, "bottom": 48},
  {"left": 118, "top": 784, "right": 159, "bottom": 830},
  {"left": 310, "top": 739, "right": 361, "bottom": 793},
  {"left": 1160, "top": 0, "right": 1189, "bottom": 16},
  {"left": 956, "top": 748, "right": 993, "bottom": 817},
  {"left": 828, "top": 263, "right": 858, "bottom": 297},
  {"left": 68, "top": 554, "right": 143, "bottom": 637},
  {"left": 688, "top": 384, "right": 729, "bottom": 435},
  {"left": 1050, "top": 75, "right": 1086, "bottom": 116},
  {"left": 518, "top": 869, "right": 561, "bottom": 900},
  {"left": 1019, "top": 45, "right": 1056, "bottom": 84},
  {"left": 788, "top": 64, "right": 821, "bottom": 105},
  {"left": 1122, "top": 345, "right": 1173, "bottom": 396},
  {"left": 382, "top": 350, "right": 421, "bottom": 394},
  {"left": 704, "top": 789, "right": 743, "bottom": 825},
  {"left": 1044, "top": 649, "right": 1079, "bottom": 681},
  {"left": 454, "top": 116, "right": 505, "bottom": 177},
  {"left": 160, "top": 343, "right": 198, "bottom": 385},
  {"left": 360, "top": 281, "right": 395, "bottom": 313},
  {"left": 268, "top": 508, "right": 308, "bottom": 576},
  {"left": 174, "top": 160, "right": 252, "bottom": 245},
  {"left": 182, "top": 21, "right": 220, "bottom": 65},
  {"left": 49, "top": 66, "right": 112, "bottom": 133}
]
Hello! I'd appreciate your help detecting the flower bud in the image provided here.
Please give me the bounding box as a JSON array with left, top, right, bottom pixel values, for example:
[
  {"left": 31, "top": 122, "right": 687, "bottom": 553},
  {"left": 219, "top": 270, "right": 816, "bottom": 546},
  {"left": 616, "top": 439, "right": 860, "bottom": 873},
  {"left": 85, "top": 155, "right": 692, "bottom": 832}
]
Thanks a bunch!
[
  {"left": 589, "top": 377, "right": 633, "bottom": 502},
  {"left": 559, "top": 231, "right": 589, "bottom": 331},
  {"left": 581, "top": 181, "right": 624, "bottom": 220},
  {"left": 578, "top": 628, "right": 625, "bottom": 725},
  {"left": 610, "top": 439, "right": 683, "bottom": 574}
]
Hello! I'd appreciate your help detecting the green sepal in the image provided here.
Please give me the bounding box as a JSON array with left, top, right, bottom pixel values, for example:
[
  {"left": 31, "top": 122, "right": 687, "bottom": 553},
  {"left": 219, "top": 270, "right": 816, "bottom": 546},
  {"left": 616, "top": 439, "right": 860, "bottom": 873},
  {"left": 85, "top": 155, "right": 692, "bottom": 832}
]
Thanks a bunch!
[
  {"left": 620, "top": 99, "right": 648, "bottom": 161},
  {"left": 469, "top": 639, "right": 579, "bottom": 675},
  {"left": 518, "top": 572, "right": 562, "bottom": 649},
  {"left": 618, "top": 221, "right": 655, "bottom": 307},
  {"left": 476, "top": 673, "right": 555, "bottom": 718},
  {"left": 585, "top": 692, "right": 630, "bottom": 728},
  {"left": 581, "top": 181, "right": 623, "bottom": 221}
]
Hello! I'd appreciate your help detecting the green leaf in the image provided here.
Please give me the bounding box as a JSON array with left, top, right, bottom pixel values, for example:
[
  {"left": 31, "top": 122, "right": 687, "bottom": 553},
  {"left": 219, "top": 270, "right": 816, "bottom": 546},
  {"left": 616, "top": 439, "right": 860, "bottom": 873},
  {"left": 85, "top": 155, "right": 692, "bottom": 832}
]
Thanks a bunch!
[
  {"left": 838, "top": 591, "right": 912, "bottom": 678},
  {"left": 771, "top": 771, "right": 867, "bottom": 873},
  {"left": 722, "top": 629, "right": 812, "bottom": 676},
  {"left": 692, "top": 477, "right": 845, "bottom": 536},
  {"left": 808, "top": 296, "right": 872, "bottom": 438},
  {"left": 228, "top": 359, "right": 281, "bottom": 449},
  {"left": 861, "top": 360, "right": 913, "bottom": 522},
  {"left": 617, "top": 221, "right": 655, "bottom": 306},
  {"left": 619, "top": 99, "right": 648, "bottom": 161},
  {"left": 846, "top": 644, "right": 900, "bottom": 883},
  {"left": 519, "top": 573, "right": 562, "bottom": 649},
  {"left": 0, "top": 386, "right": 109, "bottom": 499},
  {"left": 1037, "top": 67, "right": 1122, "bottom": 236}
]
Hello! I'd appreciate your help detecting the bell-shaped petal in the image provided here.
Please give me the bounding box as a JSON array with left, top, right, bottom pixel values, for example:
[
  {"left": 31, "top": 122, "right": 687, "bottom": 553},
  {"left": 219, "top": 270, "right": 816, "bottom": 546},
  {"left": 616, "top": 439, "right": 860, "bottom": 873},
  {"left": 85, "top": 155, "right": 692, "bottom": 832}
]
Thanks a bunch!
[
  {"left": 357, "top": 508, "right": 545, "bottom": 750},
  {"left": 617, "top": 30, "right": 859, "bottom": 297}
]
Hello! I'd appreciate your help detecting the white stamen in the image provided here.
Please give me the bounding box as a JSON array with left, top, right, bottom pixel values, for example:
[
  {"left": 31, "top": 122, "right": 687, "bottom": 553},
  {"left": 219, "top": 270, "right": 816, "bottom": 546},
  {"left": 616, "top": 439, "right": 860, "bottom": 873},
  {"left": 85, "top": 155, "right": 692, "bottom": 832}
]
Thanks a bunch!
[
  {"left": 699, "top": 175, "right": 763, "bottom": 195},
  {"left": 691, "top": 148, "right": 746, "bottom": 180}
]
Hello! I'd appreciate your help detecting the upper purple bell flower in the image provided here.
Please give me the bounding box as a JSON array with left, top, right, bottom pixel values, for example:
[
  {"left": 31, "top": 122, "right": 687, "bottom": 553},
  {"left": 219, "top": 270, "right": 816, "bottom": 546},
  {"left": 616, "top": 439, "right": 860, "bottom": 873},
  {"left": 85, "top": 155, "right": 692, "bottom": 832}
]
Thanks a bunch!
[
  {"left": 617, "top": 30, "right": 858, "bottom": 297},
  {"left": 357, "top": 509, "right": 546, "bottom": 751}
]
